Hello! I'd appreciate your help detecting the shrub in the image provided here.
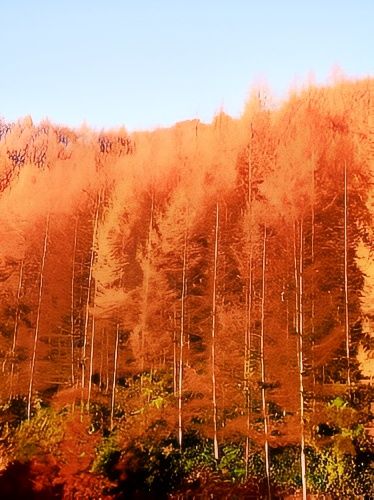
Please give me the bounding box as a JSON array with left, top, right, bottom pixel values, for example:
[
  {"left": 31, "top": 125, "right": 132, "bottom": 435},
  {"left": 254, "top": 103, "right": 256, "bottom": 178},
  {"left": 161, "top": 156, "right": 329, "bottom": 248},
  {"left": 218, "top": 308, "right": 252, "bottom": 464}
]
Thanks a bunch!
[
  {"left": 91, "top": 433, "right": 121, "bottom": 475},
  {"left": 218, "top": 443, "right": 246, "bottom": 482},
  {"left": 10, "top": 407, "right": 64, "bottom": 462}
]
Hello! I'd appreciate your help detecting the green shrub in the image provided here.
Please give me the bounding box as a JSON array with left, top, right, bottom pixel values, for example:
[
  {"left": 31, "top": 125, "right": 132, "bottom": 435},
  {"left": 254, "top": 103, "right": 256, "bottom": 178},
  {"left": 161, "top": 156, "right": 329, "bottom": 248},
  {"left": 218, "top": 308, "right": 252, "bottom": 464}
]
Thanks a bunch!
[
  {"left": 307, "top": 445, "right": 373, "bottom": 497},
  {"left": 91, "top": 434, "right": 120, "bottom": 474},
  {"left": 88, "top": 401, "right": 111, "bottom": 433},
  {"left": 180, "top": 432, "right": 216, "bottom": 479},
  {"left": 124, "top": 436, "right": 183, "bottom": 495},
  {"left": 271, "top": 446, "right": 301, "bottom": 490},
  {"left": 218, "top": 443, "right": 246, "bottom": 481},
  {"left": 245, "top": 446, "right": 265, "bottom": 479},
  {"left": 11, "top": 407, "right": 64, "bottom": 462}
]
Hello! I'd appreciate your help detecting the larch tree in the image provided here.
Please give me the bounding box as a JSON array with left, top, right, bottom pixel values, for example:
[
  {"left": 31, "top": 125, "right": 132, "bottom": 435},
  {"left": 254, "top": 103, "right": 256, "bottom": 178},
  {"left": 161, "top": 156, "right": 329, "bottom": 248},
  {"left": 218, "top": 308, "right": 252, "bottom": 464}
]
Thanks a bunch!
[{"left": 27, "top": 213, "right": 50, "bottom": 420}]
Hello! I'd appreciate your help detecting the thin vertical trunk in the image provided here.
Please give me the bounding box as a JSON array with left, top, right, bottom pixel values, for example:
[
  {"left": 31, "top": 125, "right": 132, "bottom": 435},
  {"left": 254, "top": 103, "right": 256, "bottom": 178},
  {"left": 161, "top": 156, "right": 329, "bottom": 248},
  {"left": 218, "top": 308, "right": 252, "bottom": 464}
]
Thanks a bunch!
[
  {"left": 105, "top": 328, "right": 110, "bottom": 393},
  {"left": 81, "top": 196, "right": 100, "bottom": 389},
  {"left": 70, "top": 216, "right": 78, "bottom": 387},
  {"left": 110, "top": 323, "right": 120, "bottom": 430},
  {"left": 293, "top": 221, "right": 299, "bottom": 336},
  {"left": 99, "top": 327, "right": 104, "bottom": 389},
  {"left": 27, "top": 214, "right": 50, "bottom": 420},
  {"left": 9, "top": 260, "right": 24, "bottom": 399},
  {"left": 178, "top": 226, "right": 188, "bottom": 450},
  {"left": 284, "top": 229, "right": 290, "bottom": 340},
  {"left": 245, "top": 131, "right": 253, "bottom": 475},
  {"left": 140, "top": 193, "right": 154, "bottom": 374},
  {"left": 298, "top": 220, "right": 307, "bottom": 500},
  {"left": 109, "top": 230, "right": 126, "bottom": 418},
  {"left": 87, "top": 282, "right": 97, "bottom": 410},
  {"left": 212, "top": 202, "right": 219, "bottom": 460},
  {"left": 173, "top": 306, "right": 177, "bottom": 396},
  {"left": 344, "top": 161, "right": 351, "bottom": 387},
  {"left": 311, "top": 157, "right": 316, "bottom": 410},
  {"left": 185, "top": 280, "right": 191, "bottom": 368},
  {"left": 244, "top": 249, "right": 252, "bottom": 478},
  {"left": 78, "top": 256, "right": 85, "bottom": 309},
  {"left": 260, "top": 224, "right": 271, "bottom": 498}
]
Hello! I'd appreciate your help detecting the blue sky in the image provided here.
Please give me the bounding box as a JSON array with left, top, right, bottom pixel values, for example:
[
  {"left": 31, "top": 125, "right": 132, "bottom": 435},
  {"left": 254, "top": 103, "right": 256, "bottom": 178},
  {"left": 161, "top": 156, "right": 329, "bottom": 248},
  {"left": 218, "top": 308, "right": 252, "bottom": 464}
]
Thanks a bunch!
[{"left": 0, "top": 1, "right": 372, "bottom": 131}]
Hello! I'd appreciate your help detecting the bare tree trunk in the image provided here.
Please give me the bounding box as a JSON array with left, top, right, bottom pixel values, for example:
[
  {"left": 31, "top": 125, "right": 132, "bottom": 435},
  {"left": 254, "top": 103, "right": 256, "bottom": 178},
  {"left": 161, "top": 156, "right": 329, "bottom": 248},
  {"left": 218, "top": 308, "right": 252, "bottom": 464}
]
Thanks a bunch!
[
  {"left": 244, "top": 250, "right": 252, "bottom": 478},
  {"left": 178, "top": 227, "right": 188, "bottom": 450},
  {"left": 344, "top": 160, "right": 351, "bottom": 388},
  {"left": 293, "top": 222, "right": 299, "bottom": 337},
  {"left": 87, "top": 282, "right": 97, "bottom": 410},
  {"left": 260, "top": 224, "right": 271, "bottom": 498},
  {"left": 9, "top": 260, "right": 24, "bottom": 399},
  {"left": 27, "top": 214, "right": 50, "bottom": 420},
  {"left": 99, "top": 331, "right": 103, "bottom": 389},
  {"left": 298, "top": 220, "right": 307, "bottom": 500},
  {"left": 110, "top": 323, "right": 120, "bottom": 431},
  {"left": 244, "top": 132, "right": 253, "bottom": 476},
  {"left": 311, "top": 157, "right": 316, "bottom": 411},
  {"left": 99, "top": 327, "right": 105, "bottom": 390},
  {"left": 81, "top": 196, "right": 100, "bottom": 390},
  {"left": 105, "top": 328, "right": 110, "bottom": 393},
  {"left": 70, "top": 216, "right": 78, "bottom": 387},
  {"left": 185, "top": 281, "right": 191, "bottom": 368},
  {"left": 212, "top": 202, "right": 219, "bottom": 460},
  {"left": 173, "top": 306, "right": 177, "bottom": 396},
  {"left": 140, "top": 193, "right": 154, "bottom": 375}
]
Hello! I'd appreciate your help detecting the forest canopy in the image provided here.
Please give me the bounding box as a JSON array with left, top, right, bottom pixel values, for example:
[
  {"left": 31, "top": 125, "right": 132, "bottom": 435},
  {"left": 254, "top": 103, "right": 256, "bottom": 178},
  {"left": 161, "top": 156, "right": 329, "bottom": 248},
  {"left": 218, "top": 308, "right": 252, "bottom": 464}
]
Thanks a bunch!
[{"left": 0, "top": 77, "right": 373, "bottom": 498}]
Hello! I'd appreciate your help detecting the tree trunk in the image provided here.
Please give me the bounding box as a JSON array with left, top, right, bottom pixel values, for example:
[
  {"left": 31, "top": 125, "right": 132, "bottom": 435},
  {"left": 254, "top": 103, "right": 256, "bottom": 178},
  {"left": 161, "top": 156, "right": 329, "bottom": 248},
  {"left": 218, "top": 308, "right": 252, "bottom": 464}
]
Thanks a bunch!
[
  {"left": 105, "top": 328, "right": 110, "bottom": 393},
  {"left": 293, "top": 221, "right": 299, "bottom": 337},
  {"left": 260, "top": 224, "right": 271, "bottom": 498},
  {"left": 311, "top": 155, "right": 316, "bottom": 411},
  {"left": 344, "top": 160, "right": 351, "bottom": 387},
  {"left": 173, "top": 306, "right": 177, "bottom": 396},
  {"left": 140, "top": 193, "right": 154, "bottom": 375},
  {"left": 110, "top": 323, "right": 120, "bottom": 431},
  {"left": 244, "top": 249, "right": 252, "bottom": 478},
  {"left": 9, "top": 259, "right": 24, "bottom": 399},
  {"left": 212, "top": 202, "right": 219, "bottom": 460},
  {"left": 87, "top": 281, "right": 97, "bottom": 410},
  {"left": 27, "top": 214, "right": 50, "bottom": 420},
  {"left": 99, "top": 327, "right": 104, "bottom": 389},
  {"left": 298, "top": 220, "right": 307, "bottom": 500},
  {"left": 70, "top": 216, "right": 78, "bottom": 387},
  {"left": 81, "top": 196, "right": 100, "bottom": 390},
  {"left": 244, "top": 130, "right": 253, "bottom": 476},
  {"left": 178, "top": 226, "right": 188, "bottom": 450}
]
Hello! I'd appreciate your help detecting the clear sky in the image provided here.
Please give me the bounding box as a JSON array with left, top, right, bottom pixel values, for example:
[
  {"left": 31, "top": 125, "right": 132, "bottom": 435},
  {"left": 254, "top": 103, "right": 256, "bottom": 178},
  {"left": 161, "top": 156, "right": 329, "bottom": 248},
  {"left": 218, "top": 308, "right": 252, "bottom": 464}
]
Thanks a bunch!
[{"left": 0, "top": 1, "right": 372, "bottom": 131}]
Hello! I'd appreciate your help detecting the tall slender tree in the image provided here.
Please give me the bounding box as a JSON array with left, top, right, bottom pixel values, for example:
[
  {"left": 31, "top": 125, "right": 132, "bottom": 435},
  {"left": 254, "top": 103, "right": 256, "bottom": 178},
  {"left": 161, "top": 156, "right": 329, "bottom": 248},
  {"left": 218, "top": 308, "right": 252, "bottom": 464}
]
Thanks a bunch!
[
  {"left": 9, "top": 260, "right": 24, "bottom": 399},
  {"left": 178, "top": 226, "right": 188, "bottom": 449},
  {"left": 81, "top": 194, "right": 100, "bottom": 390},
  {"left": 27, "top": 214, "right": 50, "bottom": 420},
  {"left": 260, "top": 223, "right": 271, "bottom": 498},
  {"left": 110, "top": 324, "right": 120, "bottom": 431},
  {"left": 211, "top": 202, "right": 220, "bottom": 460},
  {"left": 70, "top": 216, "right": 79, "bottom": 387},
  {"left": 344, "top": 160, "right": 351, "bottom": 388},
  {"left": 297, "top": 219, "right": 307, "bottom": 500}
]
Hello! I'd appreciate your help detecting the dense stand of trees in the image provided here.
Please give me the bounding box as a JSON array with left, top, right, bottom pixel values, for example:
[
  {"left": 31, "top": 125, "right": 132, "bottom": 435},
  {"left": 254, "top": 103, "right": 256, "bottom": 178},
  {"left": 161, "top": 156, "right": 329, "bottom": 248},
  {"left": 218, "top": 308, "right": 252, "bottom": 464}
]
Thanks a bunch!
[{"left": 0, "top": 78, "right": 373, "bottom": 497}]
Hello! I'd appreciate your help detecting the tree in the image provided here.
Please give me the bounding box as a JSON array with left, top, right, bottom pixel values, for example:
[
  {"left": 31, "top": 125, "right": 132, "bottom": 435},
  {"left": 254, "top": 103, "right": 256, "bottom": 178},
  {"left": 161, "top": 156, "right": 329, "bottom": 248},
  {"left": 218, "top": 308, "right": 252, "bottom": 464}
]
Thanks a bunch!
[{"left": 27, "top": 214, "right": 49, "bottom": 420}]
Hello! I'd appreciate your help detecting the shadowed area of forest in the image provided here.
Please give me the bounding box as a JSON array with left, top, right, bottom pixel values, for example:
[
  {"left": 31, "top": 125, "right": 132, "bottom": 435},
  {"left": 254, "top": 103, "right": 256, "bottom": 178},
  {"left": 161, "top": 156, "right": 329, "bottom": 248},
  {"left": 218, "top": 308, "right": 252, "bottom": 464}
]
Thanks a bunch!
[{"left": 0, "top": 78, "right": 373, "bottom": 498}]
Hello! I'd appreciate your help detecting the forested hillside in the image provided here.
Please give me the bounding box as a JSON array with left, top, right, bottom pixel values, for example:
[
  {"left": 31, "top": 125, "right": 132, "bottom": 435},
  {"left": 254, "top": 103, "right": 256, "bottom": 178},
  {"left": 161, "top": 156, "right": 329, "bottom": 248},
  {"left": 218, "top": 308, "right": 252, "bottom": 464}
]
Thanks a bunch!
[{"left": 0, "top": 78, "right": 373, "bottom": 498}]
